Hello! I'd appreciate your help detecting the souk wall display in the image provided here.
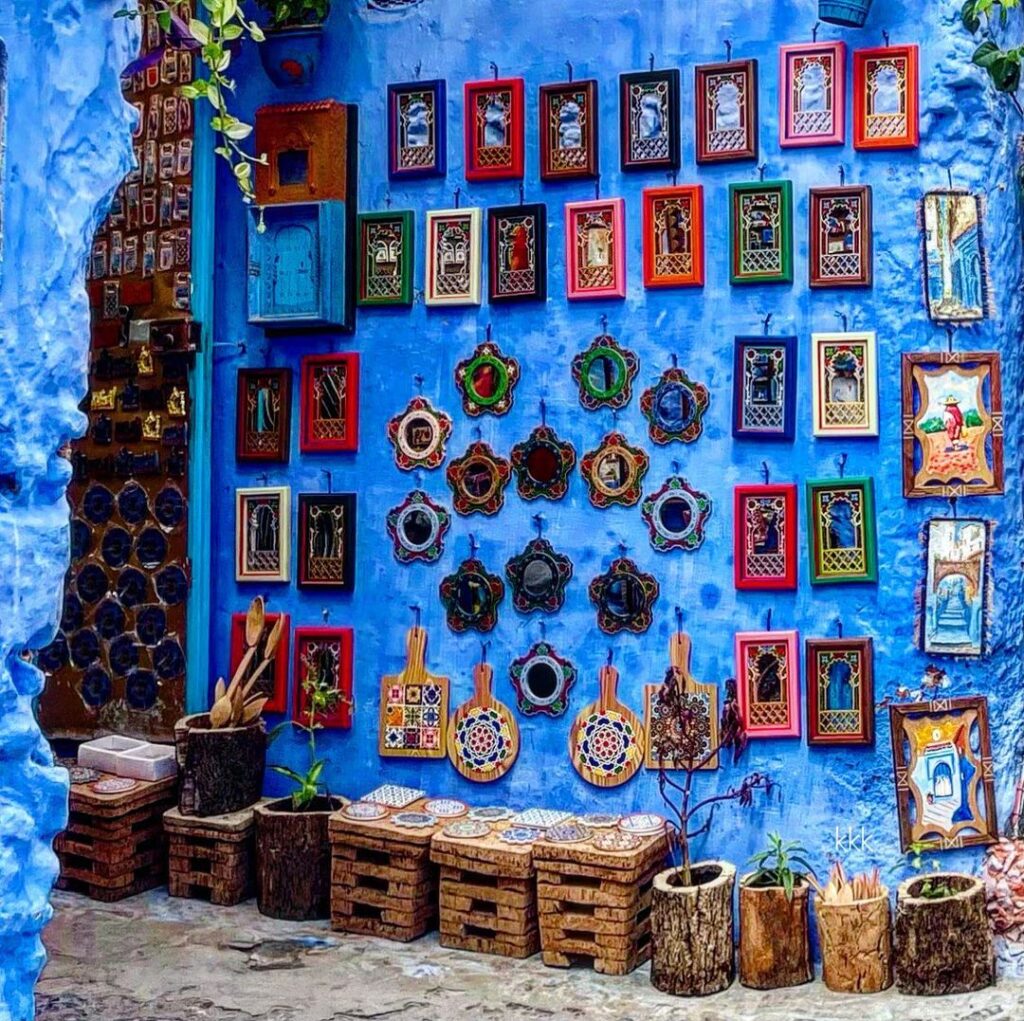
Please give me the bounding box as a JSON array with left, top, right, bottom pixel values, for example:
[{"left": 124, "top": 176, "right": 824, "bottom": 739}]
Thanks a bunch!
[{"left": 205, "top": 0, "right": 1022, "bottom": 887}]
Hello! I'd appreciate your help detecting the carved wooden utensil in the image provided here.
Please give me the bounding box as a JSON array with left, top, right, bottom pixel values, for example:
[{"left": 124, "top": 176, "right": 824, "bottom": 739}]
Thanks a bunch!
[
  {"left": 447, "top": 660, "right": 520, "bottom": 782},
  {"left": 568, "top": 663, "right": 645, "bottom": 787},
  {"left": 378, "top": 626, "right": 449, "bottom": 759}
]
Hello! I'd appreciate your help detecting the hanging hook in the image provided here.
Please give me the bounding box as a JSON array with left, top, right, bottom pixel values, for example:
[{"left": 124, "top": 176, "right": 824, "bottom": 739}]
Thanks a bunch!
[
  {"left": 760, "top": 461, "right": 770, "bottom": 485},
  {"left": 838, "top": 163, "right": 846, "bottom": 186},
  {"left": 837, "top": 452, "right": 848, "bottom": 479},
  {"left": 835, "top": 309, "right": 848, "bottom": 332},
  {"left": 947, "top": 167, "right": 954, "bottom": 190},
  {"left": 758, "top": 162, "right": 768, "bottom": 181},
  {"left": 648, "top": 52, "right": 655, "bottom": 71},
  {"left": 539, "top": 618, "right": 547, "bottom": 640},
  {"left": 610, "top": 406, "right": 619, "bottom": 427},
  {"left": 670, "top": 352, "right": 678, "bottom": 368},
  {"left": 322, "top": 607, "right": 331, "bottom": 624},
  {"left": 606, "top": 646, "right": 614, "bottom": 666},
  {"left": 834, "top": 616, "right": 843, "bottom": 639},
  {"left": 882, "top": 29, "right": 890, "bottom": 47},
  {"left": 539, "top": 398, "right": 547, "bottom": 426},
  {"left": 762, "top": 312, "right": 773, "bottom": 336},
  {"left": 474, "top": 423, "right": 483, "bottom": 442},
  {"left": 413, "top": 373, "right": 424, "bottom": 393},
  {"left": 414, "top": 467, "right": 424, "bottom": 489},
  {"left": 674, "top": 605, "right": 684, "bottom": 632},
  {"left": 385, "top": 191, "right": 392, "bottom": 210},
  {"left": 946, "top": 325, "right": 956, "bottom": 354},
  {"left": 532, "top": 513, "right": 545, "bottom": 539},
  {"left": 468, "top": 533, "right": 479, "bottom": 558},
  {"left": 949, "top": 495, "right": 959, "bottom": 519},
  {"left": 454, "top": 186, "right": 461, "bottom": 209},
  {"left": 671, "top": 459, "right": 681, "bottom": 475},
  {"left": 518, "top": 183, "right": 525, "bottom": 206},
  {"left": 409, "top": 603, "right": 421, "bottom": 629},
  {"left": 485, "top": 322, "right": 493, "bottom": 342},
  {"left": 321, "top": 468, "right": 333, "bottom": 494},
  {"left": 812, "top": 20, "right": 820, "bottom": 42},
  {"left": 481, "top": 640, "right": 490, "bottom": 664},
  {"left": 617, "top": 539, "right": 628, "bottom": 557},
  {"left": 765, "top": 608, "right": 773, "bottom": 631},
  {"left": 256, "top": 472, "right": 269, "bottom": 486},
  {"left": 566, "top": 60, "right": 573, "bottom": 83},
  {"left": 724, "top": 38, "right": 732, "bottom": 62},
  {"left": 599, "top": 314, "right": 608, "bottom": 335},
  {"left": 489, "top": 60, "right": 499, "bottom": 79},
  {"left": 414, "top": 60, "right": 422, "bottom": 80}
]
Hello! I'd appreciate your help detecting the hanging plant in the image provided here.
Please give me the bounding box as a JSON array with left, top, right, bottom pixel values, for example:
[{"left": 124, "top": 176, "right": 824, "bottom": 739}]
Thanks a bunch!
[{"left": 961, "top": 0, "right": 1024, "bottom": 115}]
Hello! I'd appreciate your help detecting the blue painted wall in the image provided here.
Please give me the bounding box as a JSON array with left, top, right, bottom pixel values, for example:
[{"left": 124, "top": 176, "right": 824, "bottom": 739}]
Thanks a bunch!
[
  {"left": 209, "top": 0, "right": 1024, "bottom": 903},
  {"left": 0, "top": 1, "right": 137, "bottom": 1016}
]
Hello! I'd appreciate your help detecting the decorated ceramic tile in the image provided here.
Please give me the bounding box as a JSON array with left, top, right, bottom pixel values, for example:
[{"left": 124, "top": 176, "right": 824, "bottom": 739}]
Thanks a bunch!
[
  {"left": 423, "top": 797, "right": 468, "bottom": 819},
  {"left": 392, "top": 811, "right": 437, "bottom": 829},
  {"left": 92, "top": 777, "right": 138, "bottom": 794},
  {"left": 498, "top": 825, "right": 546, "bottom": 845},
  {"left": 619, "top": 812, "right": 666, "bottom": 835},
  {"left": 510, "top": 807, "right": 572, "bottom": 829},
  {"left": 546, "top": 823, "right": 592, "bottom": 844},
  {"left": 577, "top": 812, "right": 621, "bottom": 829},
  {"left": 592, "top": 828, "right": 642, "bottom": 852},
  {"left": 443, "top": 819, "right": 491, "bottom": 839},
  {"left": 469, "top": 806, "right": 514, "bottom": 822},
  {"left": 342, "top": 801, "right": 389, "bottom": 821},
  {"left": 362, "top": 783, "right": 425, "bottom": 809}
]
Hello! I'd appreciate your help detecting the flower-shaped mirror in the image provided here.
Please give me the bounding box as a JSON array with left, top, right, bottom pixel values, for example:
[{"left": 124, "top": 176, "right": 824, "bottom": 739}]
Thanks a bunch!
[
  {"left": 446, "top": 441, "right": 512, "bottom": 516},
  {"left": 640, "top": 367, "right": 710, "bottom": 444},
  {"left": 387, "top": 396, "right": 453, "bottom": 471},
  {"left": 580, "top": 432, "right": 649, "bottom": 508},
  {"left": 510, "top": 424, "right": 576, "bottom": 501},
  {"left": 439, "top": 557, "right": 505, "bottom": 633},
  {"left": 386, "top": 490, "right": 451, "bottom": 564},
  {"left": 641, "top": 476, "right": 713, "bottom": 553},
  {"left": 454, "top": 340, "right": 521, "bottom": 417},
  {"left": 504, "top": 538, "right": 573, "bottom": 613},
  {"left": 588, "top": 557, "right": 660, "bottom": 634},
  {"left": 571, "top": 333, "right": 639, "bottom": 411},
  {"left": 509, "top": 641, "right": 577, "bottom": 717}
]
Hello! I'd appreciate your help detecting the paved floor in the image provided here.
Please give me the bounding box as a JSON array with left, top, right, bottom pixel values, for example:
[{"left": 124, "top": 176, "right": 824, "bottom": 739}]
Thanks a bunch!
[{"left": 37, "top": 890, "right": 1024, "bottom": 1021}]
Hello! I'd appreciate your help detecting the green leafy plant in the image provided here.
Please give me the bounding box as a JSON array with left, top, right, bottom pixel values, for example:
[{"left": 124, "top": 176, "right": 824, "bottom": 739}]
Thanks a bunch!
[
  {"left": 962, "top": 0, "right": 1024, "bottom": 115},
  {"left": 905, "top": 840, "right": 957, "bottom": 899},
  {"left": 253, "top": 0, "right": 331, "bottom": 27},
  {"left": 746, "top": 832, "right": 820, "bottom": 901}
]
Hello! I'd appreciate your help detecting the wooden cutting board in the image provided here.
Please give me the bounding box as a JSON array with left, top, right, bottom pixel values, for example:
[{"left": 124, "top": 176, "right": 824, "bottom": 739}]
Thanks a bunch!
[
  {"left": 568, "top": 664, "right": 645, "bottom": 787},
  {"left": 447, "top": 661, "right": 520, "bottom": 782},
  {"left": 378, "top": 626, "right": 449, "bottom": 759},
  {"left": 644, "top": 631, "right": 719, "bottom": 770}
]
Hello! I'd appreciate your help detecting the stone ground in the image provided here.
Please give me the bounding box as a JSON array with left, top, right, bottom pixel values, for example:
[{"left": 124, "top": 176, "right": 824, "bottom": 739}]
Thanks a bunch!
[{"left": 37, "top": 890, "right": 1024, "bottom": 1021}]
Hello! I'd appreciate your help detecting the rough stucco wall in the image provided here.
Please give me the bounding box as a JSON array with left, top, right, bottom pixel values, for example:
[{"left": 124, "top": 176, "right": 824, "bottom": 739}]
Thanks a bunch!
[
  {"left": 210, "top": 0, "right": 1023, "bottom": 936},
  {"left": 0, "top": 2, "right": 136, "bottom": 1017}
]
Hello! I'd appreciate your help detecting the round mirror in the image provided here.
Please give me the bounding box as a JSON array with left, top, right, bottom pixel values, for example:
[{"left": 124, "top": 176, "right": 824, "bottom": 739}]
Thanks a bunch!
[
  {"left": 522, "top": 557, "right": 555, "bottom": 596},
  {"left": 525, "top": 443, "right": 560, "bottom": 485},
  {"left": 456, "top": 572, "right": 490, "bottom": 618},
  {"left": 605, "top": 574, "right": 642, "bottom": 618},
  {"left": 402, "top": 414, "right": 437, "bottom": 454},
  {"left": 524, "top": 659, "right": 559, "bottom": 703},
  {"left": 440, "top": 558, "right": 504, "bottom": 633},
  {"left": 659, "top": 496, "right": 693, "bottom": 536},
  {"left": 398, "top": 506, "right": 437, "bottom": 551},
  {"left": 466, "top": 357, "right": 508, "bottom": 407},
  {"left": 595, "top": 450, "right": 630, "bottom": 493},
  {"left": 509, "top": 643, "right": 577, "bottom": 717},
  {"left": 585, "top": 352, "right": 624, "bottom": 399},
  {"left": 654, "top": 382, "right": 695, "bottom": 433},
  {"left": 387, "top": 490, "right": 450, "bottom": 565},
  {"left": 461, "top": 459, "right": 497, "bottom": 501}
]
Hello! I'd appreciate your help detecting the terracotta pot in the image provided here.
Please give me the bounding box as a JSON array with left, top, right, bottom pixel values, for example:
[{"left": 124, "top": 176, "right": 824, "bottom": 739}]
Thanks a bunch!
[
  {"left": 738, "top": 875, "right": 812, "bottom": 989},
  {"left": 650, "top": 860, "right": 735, "bottom": 996},
  {"left": 259, "top": 24, "right": 325, "bottom": 88},
  {"left": 174, "top": 713, "right": 266, "bottom": 817},
  {"left": 255, "top": 796, "right": 341, "bottom": 920},
  {"left": 817, "top": 889, "right": 892, "bottom": 993}
]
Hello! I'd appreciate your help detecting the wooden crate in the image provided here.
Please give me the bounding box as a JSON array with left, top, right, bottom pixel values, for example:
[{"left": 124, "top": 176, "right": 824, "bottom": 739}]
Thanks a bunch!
[
  {"left": 55, "top": 775, "right": 176, "bottom": 902},
  {"left": 164, "top": 803, "right": 256, "bottom": 906},
  {"left": 431, "top": 824, "right": 539, "bottom": 959},
  {"left": 533, "top": 831, "right": 669, "bottom": 975},
  {"left": 329, "top": 799, "right": 443, "bottom": 942}
]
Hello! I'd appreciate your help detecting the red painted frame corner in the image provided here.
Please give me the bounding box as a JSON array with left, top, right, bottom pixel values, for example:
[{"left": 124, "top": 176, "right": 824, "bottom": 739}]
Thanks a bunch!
[
  {"left": 292, "top": 626, "right": 354, "bottom": 729},
  {"left": 299, "top": 352, "right": 360, "bottom": 454},
  {"left": 464, "top": 77, "right": 525, "bottom": 181},
  {"left": 641, "top": 185, "right": 705, "bottom": 289},
  {"left": 229, "top": 611, "right": 290, "bottom": 715},
  {"left": 733, "top": 483, "right": 798, "bottom": 591}
]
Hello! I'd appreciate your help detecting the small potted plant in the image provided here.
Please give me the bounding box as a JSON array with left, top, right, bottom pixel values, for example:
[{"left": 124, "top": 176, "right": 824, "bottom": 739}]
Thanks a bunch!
[
  {"left": 650, "top": 668, "right": 775, "bottom": 997},
  {"left": 739, "top": 833, "right": 818, "bottom": 989},
  {"left": 254, "top": 654, "right": 347, "bottom": 921},
  {"left": 816, "top": 863, "right": 892, "bottom": 993},
  {"left": 818, "top": 0, "right": 872, "bottom": 28},
  {"left": 175, "top": 597, "right": 279, "bottom": 816},
  {"left": 254, "top": 0, "right": 331, "bottom": 88},
  {"left": 893, "top": 841, "right": 994, "bottom": 994}
]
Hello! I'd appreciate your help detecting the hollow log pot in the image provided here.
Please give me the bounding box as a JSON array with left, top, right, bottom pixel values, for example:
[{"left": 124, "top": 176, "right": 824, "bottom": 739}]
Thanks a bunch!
[
  {"left": 738, "top": 876, "right": 812, "bottom": 989},
  {"left": 650, "top": 860, "right": 736, "bottom": 996},
  {"left": 255, "top": 797, "right": 342, "bottom": 921},
  {"left": 894, "top": 873, "right": 994, "bottom": 995},
  {"left": 174, "top": 714, "right": 266, "bottom": 818},
  {"left": 817, "top": 889, "right": 892, "bottom": 993}
]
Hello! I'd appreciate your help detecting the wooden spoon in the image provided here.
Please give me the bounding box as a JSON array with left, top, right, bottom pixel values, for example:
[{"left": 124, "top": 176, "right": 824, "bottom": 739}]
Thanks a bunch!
[
  {"left": 240, "top": 697, "right": 269, "bottom": 725},
  {"left": 245, "top": 596, "right": 265, "bottom": 650},
  {"left": 214, "top": 677, "right": 226, "bottom": 702}
]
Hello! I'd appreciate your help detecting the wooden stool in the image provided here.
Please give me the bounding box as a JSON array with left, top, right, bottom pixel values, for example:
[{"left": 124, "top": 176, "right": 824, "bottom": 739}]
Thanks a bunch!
[
  {"left": 164, "top": 803, "right": 256, "bottom": 906},
  {"left": 329, "top": 799, "right": 442, "bottom": 942},
  {"left": 55, "top": 774, "right": 176, "bottom": 902},
  {"left": 533, "top": 831, "right": 669, "bottom": 975},
  {"left": 431, "top": 823, "right": 539, "bottom": 959}
]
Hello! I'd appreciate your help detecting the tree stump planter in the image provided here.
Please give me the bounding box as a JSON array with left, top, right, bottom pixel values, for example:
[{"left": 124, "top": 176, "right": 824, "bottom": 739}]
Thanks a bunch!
[
  {"left": 255, "top": 797, "right": 343, "bottom": 921},
  {"left": 174, "top": 713, "right": 266, "bottom": 818},
  {"left": 817, "top": 889, "right": 892, "bottom": 993},
  {"left": 650, "top": 860, "right": 736, "bottom": 996},
  {"left": 894, "top": 873, "right": 994, "bottom": 995},
  {"left": 738, "top": 876, "right": 812, "bottom": 989}
]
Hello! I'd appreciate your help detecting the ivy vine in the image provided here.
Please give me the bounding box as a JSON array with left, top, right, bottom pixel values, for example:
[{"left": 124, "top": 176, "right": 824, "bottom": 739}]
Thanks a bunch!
[{"left": 962, "top": 0, "right": 1024, "bottom": 115}]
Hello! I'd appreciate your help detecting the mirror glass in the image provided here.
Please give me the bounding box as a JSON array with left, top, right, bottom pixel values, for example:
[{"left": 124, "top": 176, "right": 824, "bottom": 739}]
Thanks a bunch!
[
  {"left": 470, "top": 361, "right": 501, "bottom": 401},
  {"left": 403, "top": 415, "right": 436, "bottom": 453},
  {"left": 586, "top": 353, "right": 622, "bottom": 397},
  {"left": 400, "top": 507, "right": 435, "bottom": 550},
  {"left": 605, "top": 573, "right": 642, "bottom": 618},
  {"left": 654, "top": 382, "right": 695, "bottom": 433},
  {"left": 525, "top": 443, "right": 560, "bottom": 484},
  {"left": 522, "top": 557, "right": 555, "bottom": 596},
  {"left": 658, "top": 496, "right": 693, "bottom": 536},
  {"left": 462, "top": 460, "right": 496, "bottom": 500},
  {"left": 595, "top": 450, "right": 629, "bottom": 492},
  {"left": 524, "top": 659, "right": 559, "bottom": 702},
  {"left": 456, "top": 572, "right": 489, "bottom": 617}
]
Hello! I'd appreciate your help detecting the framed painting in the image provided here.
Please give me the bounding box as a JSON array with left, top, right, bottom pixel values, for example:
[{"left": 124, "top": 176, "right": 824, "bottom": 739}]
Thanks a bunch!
[
  {"left": 889, "top": 696, "right": 997, "bottom": 852},
  {"left": 901, "top": 351, "right": 1003, "bottom": 498},
  {"left": 923, "top": 517, "right": 989, "bottom": 658},
  {"left": 565, "top": 198, "right": 626, "bottom": 300},
  {"left": 806, "top": 477, "right": 878, "bottom": 585},
  {"left": 695, "top": 59, "right": 758, "bottom": 164},
  {"left": 299, "top": 353, "right": 360, "bottom": 453},
  {"left": 387, "top": 79, "right": 446, "bottom": 179},
  {"left": 487, "top": 202, "right": 547, "bottom": 303},
  {"left": 729, "top": 180, "right": 793, "bottom": 284},
  {"left": 809, "top": 185, "right": 873, "bottom": 287},
  {"left": 810, "top": 331, "right": 879, "bottom": 437},
  {"left": 642, "top": 185, "right": 704, "bottom": 288},
  {"left": 539, "top": 79, "right": 599, "bottom": 180},
  {"left": 425, "top": 207, "right": 482, "bottom": 306},
  {"left": 297, "top": 492, "right": 356, "bottom": 591},
  {"left": 230, "top": 611, "right": 290, "bottom": 714},
  {"left": 464, "top": 77, "right": 525, "bottom": 181},
  {"left": 356, "top": 210, "right": 414, "bottom": 307},
  {"left": 732, "top": 335, "right": 796, "bottom": 440},
  {"left": 779, "top": 41, "right": 845, "bottom": 147},
  {"left": 734, "top": 629, "right": 800, "bottom": 738},
  {"left": 853, "top": 45, "right": 919, "bottom": 150},
  {"left": 235, "top": 368, "right": 291, "bottom": 463},
  {"left": 922, "top": 190, "right": 987, "bottom": 323},
  {"left": 619, "top": 69, "right": 681, "bottom": 172},
  {"left": 733, "top": 483, "right": 798, "bottom": 591},
  {"left": 806, "top": 637, "right": 873, "bottom": 746},
  {"left": 292, "top": 627, "right": 353, "bottom": 729},
  {"left": 235, "top": 486, "right": 290, "bottom": 583}
]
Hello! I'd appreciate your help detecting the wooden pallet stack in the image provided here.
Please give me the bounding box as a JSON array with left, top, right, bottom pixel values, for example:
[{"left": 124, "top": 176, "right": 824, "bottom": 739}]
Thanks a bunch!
[
  {"left": 533, "top": 831, "right": 669, "bottom": 975},
  {"left": 329, "top": 800, "right": 443, "bottom": 942},
  {"left": 55, "top": 775, "right": 177, "bottom": 902},
  {"left": 430, "top": 825, "right": 539, "bottom": 959},
  {"left": 164, "top": 803, "right": 257, "bottom": 906}
]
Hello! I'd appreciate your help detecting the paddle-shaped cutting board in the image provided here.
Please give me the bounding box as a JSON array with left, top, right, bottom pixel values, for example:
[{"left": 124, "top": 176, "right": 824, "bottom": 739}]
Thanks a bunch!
[
  {"left": 379, "top": 626, "right": 449, "bottom": 759},
  {"left": 568, "top": 664, "right": 645, "bottom": 787},
  {"left": 447, "top": 661, "right": 520, "bottom": 782},
  {"left": 644, "top": 631, "right": 719, "bottom": 770}
]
